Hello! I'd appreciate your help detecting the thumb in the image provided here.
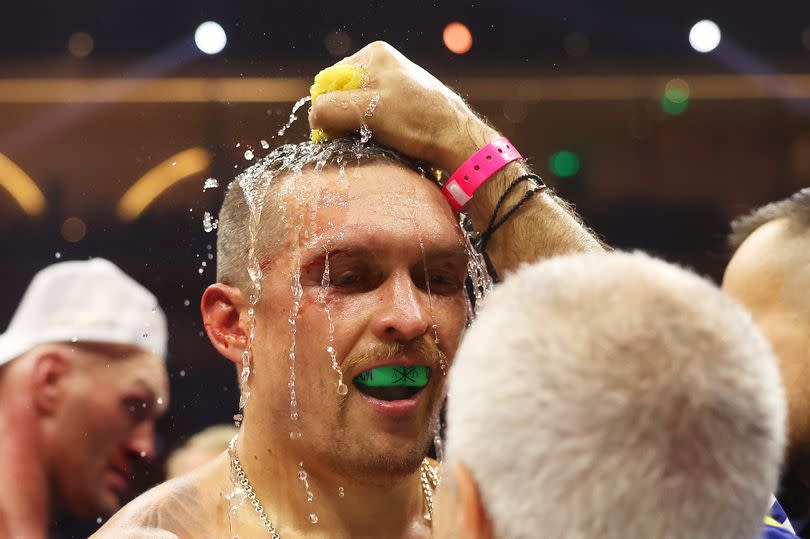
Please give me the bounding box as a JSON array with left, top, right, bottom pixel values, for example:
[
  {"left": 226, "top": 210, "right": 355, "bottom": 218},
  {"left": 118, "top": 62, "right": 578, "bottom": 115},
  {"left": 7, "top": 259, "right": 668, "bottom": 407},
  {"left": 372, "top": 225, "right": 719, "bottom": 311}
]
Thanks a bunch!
[{"left": 308, "top": 89, "right": 375, "bottom": 134}]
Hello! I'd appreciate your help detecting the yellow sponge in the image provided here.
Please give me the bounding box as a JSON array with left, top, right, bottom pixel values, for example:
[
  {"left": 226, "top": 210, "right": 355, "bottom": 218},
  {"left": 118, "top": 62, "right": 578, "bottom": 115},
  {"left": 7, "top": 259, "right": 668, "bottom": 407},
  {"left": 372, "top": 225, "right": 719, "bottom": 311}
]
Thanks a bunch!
[{"left": 310, "top": 64, "right": 367, "bottom": 143}]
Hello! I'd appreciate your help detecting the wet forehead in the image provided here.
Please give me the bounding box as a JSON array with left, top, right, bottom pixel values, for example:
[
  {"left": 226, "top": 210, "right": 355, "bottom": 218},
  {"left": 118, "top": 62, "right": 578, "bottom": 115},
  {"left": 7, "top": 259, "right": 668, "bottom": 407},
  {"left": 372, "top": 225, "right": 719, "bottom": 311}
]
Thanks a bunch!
[{"left": 301, "top": 161, "right": 463, "bottom": 249}]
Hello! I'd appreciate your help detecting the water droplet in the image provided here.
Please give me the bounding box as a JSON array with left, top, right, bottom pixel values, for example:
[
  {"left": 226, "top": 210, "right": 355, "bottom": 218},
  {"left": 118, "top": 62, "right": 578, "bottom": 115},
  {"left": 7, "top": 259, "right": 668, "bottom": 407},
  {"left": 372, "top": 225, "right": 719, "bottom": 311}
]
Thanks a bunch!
[
  {"left": 337, "top": 382, "right": 348, "bottom": 395},
  {"left": 244, "top": 149, "right": 254, "bottom": 161},
  {"left": 338, "top": 486, "right": 345, "bottom": 498},
  {"left": 70, "top": 336, "right": 78, "bottom": 343},
  {"left": 171, "top": 161, "right": 177, "bottom": 166},
  {"left": 203, "top": 178, "right": 219, "bottom": 191},
  {"left": 96, "top": 517, "right": 103, "bottom": 524},
  {"left": 202, "top": 211, "right": 219, "bottom": 233},
  {"left": 183, "top": 299, "right": 190, "bottom": 307},
  {"left": 260, "top": 139, "right": 270, "bottom": 149},
  {"left": 201, "top": 261, "right": 207, "bottom": 267},
  {"left": 55, "top": 252, "right": 61, "bottom": 259},
  {"left": 179, "top": 369, "right": 186, "bottom": 377},
  {"left": 289, "top": 431, "right": 302, "bottom": 440},
  {"left": 156, "top": 397, "right": 164, "bottom": 405},
  {"left": 309, "top": 513, "right": 319, "bottom": 524},
  {"left": 278, "top": 96, "right": 312, "bottom": 136},
  {"left": 235, "top": 142, "right": 241, "bottom": 148},
  {"left": 139, "top": 450, "right": 147, "bottom": 458},
  {"left": 208, "top": 253, "right": 214, "bottom": 260},
  {"left": 198, "top": 268, "right": 204, "bottom": 275},
  {"left": 359, "top": 123, "right": 372, "bottom": 144},
  {"left": 306, "top": 490, "right": 314, "bottom": 502}
]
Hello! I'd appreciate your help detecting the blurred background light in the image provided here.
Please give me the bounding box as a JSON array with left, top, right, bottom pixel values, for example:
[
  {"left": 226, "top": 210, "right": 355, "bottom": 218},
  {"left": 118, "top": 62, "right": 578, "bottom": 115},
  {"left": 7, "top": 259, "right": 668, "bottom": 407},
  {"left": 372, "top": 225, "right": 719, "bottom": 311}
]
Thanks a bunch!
[
  {"left": 117, "top": 147, "right": 211, "bottom": 221},
  {"left": 67, "top": 32, "right": 94, "bottom": 58},
  {"left": 689, "top": 20, "right": 721, "bottom": 53},
  {"left": 324, "top": 29, "right": 352, "bottom": 57},
  {"left": 662, "top": 78, "right": 690, "bottom": 115},
  {"left": 563, "top": 31, "right": 590, "bottom": 57},
  {"left": 0, "top": 153, "right": 46, "bottom": 216},
  {"left": 61, "top": 217, "right": 87, "bottom": 242},
  {"left": 443, "top": 22, "right": 473, "bottom": 54},
  {"left": 549, "top": 150, "right": 581, "bottom": 177},
  {"left": 195, "top": 21, "right": 227, "bottom": 55}
]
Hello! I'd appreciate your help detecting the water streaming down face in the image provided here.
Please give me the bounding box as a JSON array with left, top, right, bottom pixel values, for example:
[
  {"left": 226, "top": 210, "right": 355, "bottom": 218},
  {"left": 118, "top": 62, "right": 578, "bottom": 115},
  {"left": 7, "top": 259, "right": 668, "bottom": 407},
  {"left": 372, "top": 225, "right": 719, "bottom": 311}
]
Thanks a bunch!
[{"left": 220, "top": 93, "right": 494, "bottom": 530}]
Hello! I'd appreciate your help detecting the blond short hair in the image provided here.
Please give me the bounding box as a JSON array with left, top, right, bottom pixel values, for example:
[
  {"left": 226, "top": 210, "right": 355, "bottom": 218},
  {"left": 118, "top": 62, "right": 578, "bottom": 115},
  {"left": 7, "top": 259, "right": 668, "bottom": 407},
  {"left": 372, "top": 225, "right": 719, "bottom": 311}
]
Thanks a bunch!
[{"left": 446, "top": 251, "right": 786, "bottom": 539}]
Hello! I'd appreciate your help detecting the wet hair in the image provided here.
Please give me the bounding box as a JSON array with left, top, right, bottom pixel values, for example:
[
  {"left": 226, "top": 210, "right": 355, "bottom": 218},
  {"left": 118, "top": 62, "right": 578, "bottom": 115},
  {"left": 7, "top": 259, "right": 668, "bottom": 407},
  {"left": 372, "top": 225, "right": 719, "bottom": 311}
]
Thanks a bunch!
[
  {"left": 216, "top": 138, "right": 429, "bottom": 290},
  {"left": 446, "top": 251, "right": 786, "bottom": 539},
  {"left": 728, "top": 187, "right": 810, "bottom": 250}
]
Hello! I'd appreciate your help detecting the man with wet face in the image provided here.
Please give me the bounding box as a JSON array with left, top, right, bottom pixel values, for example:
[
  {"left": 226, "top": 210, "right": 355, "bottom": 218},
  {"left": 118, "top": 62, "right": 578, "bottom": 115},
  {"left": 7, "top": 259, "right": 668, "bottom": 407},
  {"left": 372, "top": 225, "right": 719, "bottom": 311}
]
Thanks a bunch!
[
  {"left": 0, "top": 258, "right": 169, "bottom": 538},
  {"left": 94, "top": 42, "right": 601, "bottom": 538},
  {"left": 723, "top": 188, "right": 810, "bottom": 534}
]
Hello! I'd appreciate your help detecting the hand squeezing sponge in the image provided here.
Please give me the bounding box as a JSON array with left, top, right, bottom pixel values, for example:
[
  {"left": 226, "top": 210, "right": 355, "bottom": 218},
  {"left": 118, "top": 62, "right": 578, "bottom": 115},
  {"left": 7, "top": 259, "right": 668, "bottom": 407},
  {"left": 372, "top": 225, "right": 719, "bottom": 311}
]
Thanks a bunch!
[{"left": 309, "top": 64, "right": 367, "bottom": 143}]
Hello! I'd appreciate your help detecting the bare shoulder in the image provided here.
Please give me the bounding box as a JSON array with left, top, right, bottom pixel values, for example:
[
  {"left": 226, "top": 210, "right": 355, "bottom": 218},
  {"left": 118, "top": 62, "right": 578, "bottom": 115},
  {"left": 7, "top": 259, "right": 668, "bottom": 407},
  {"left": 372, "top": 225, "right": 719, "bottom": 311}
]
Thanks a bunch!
[{"left": 92, "top": 454, "right": 230, "bottom": 539}]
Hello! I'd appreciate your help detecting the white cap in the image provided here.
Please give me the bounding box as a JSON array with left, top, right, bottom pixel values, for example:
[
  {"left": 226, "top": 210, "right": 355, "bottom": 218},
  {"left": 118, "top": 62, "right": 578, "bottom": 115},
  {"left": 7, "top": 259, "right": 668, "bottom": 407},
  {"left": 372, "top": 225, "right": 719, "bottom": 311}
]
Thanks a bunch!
[{"left": 0, "top": 258, "right": 168, "bottom": 366}]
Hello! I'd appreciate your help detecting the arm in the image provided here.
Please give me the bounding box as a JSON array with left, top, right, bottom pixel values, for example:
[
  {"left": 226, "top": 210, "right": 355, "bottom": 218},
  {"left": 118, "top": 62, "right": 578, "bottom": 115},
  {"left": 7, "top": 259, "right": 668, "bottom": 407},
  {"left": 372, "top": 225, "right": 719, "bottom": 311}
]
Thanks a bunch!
[{"left": 308, "top": 41, "right": 604, "bottom": 276}]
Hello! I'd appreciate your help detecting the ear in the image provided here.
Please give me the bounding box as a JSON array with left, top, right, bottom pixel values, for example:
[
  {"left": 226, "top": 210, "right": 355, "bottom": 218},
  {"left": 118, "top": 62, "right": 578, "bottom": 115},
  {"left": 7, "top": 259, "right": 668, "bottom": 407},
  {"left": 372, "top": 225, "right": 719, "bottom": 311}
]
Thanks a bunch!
[
  {"left": 30, "top": 351, "right": 71, "bottom": 416},
  {"left": 201, "top": 283, "right": 249, "bottom": 367},
  {"left": 453, "top": 461, "right": 495, "bottom": 539}
]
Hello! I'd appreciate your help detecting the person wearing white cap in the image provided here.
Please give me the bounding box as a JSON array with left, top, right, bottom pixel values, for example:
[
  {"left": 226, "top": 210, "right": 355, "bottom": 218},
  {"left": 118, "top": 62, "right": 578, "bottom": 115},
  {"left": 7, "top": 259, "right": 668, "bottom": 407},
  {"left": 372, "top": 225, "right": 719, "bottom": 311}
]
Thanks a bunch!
[{"left": 0, "top": 258, "right": 170, "bottom": 539}]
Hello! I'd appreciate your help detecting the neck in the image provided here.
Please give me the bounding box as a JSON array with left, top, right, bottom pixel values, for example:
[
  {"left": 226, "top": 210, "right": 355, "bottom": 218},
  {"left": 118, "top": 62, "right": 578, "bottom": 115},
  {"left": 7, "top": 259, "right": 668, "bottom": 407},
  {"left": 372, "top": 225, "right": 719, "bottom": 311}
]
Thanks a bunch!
[
  {"left": 235, "top": 425, "right": 430, "bottom": 538},
  {"left": 0, "top": 401, "right": 50, "bottom": 539}
]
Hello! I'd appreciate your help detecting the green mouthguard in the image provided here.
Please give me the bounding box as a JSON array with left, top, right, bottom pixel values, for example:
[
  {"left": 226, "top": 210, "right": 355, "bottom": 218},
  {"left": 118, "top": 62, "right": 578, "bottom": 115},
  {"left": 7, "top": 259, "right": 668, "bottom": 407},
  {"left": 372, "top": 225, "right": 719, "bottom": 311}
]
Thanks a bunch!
[{"left": 353, "top": 366, "right": 430, "bottom": 388}]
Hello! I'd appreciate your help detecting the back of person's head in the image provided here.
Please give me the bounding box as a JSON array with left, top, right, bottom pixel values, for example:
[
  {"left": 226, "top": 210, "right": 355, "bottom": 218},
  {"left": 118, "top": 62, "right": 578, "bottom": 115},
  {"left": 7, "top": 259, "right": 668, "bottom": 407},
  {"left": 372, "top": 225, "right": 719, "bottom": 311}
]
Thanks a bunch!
[
  {"left": 165, "top": 424, "right": 238, "bottom": 479},
  {"left": 442, "top": 251, "right": 786, "bottom": 539}
]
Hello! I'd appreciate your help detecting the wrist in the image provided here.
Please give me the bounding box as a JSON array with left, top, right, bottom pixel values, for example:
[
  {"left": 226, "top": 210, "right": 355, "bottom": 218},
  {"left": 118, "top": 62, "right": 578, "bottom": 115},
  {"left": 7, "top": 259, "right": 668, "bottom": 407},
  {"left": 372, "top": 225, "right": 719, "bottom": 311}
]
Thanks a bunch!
[{"left": 432, "top": 105, "right": 501, "bottom": 172}]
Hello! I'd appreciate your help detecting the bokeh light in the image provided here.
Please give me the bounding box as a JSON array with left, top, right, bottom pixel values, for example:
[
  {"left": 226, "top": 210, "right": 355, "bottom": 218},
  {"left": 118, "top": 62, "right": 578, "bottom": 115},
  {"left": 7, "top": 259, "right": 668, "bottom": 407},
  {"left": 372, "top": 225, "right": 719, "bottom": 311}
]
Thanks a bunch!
[
  {"left": 443, "top": 22, "right": 473, "bottom": 54},
  {"left": 195, "top": 21, "right": 227, "bottom": 55},
  {"left": 549, "top": 151, "right": 581, "bottom": 177},
  {"left": 689, "top": 20, "right": 721, "bottom": 53},
  {"left": 662, "top": 78, "right": 690, "bottom": 115},
  {"left": 324, "top": 30, "right": 352, "bottom": 57},
  {"left": 61, "top": 217, "right": 87, "bottom": 243},
  {"left": 67, "top": 32, "right": 94, "bottom": 58}
]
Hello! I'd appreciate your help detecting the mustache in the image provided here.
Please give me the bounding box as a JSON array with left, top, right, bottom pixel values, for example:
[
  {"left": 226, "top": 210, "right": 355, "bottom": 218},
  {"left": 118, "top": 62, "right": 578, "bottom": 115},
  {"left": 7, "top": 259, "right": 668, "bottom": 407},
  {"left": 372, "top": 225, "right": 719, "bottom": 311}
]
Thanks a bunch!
[{"left": 341, "top": 337, "right": 448, "bottom": 377}]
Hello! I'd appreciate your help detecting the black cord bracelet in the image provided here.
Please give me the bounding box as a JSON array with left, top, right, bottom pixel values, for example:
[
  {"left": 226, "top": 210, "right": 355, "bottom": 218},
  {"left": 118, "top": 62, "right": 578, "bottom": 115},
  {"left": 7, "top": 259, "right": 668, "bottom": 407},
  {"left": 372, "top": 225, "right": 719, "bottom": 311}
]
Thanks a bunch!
[{"left": 477, "top": 172, "right": 546, "bottom": 254}]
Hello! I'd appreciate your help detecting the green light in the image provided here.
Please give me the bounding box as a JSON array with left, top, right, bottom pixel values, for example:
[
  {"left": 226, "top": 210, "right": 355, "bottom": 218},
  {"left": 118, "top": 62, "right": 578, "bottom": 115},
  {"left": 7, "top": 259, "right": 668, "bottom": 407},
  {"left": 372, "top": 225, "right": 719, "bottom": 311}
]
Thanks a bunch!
[
  {"left": 549, "top": 151, "right": 581, "bottom": 177},
  {"left": 662, "top": 94, "right": 689, "bottom": 115}
]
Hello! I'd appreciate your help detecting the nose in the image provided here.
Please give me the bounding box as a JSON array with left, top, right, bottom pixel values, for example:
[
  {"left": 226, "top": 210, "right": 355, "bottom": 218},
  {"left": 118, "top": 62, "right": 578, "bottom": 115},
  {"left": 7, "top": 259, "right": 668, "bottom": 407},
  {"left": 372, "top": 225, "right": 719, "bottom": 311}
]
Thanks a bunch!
[
  {"left": 371, "top": 272, "right": 431, "bottom": 343},
  {"left": 126, "top": 420, "right": 157, "bottom": 462}
]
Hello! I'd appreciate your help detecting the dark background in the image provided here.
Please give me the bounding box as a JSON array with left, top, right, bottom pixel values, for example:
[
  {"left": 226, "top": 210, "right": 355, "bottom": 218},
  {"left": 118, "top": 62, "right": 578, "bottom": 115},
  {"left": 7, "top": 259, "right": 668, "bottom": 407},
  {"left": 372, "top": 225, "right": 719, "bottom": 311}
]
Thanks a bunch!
[{"left": 1, "top": 1, "right": 809, "bottom": 536}]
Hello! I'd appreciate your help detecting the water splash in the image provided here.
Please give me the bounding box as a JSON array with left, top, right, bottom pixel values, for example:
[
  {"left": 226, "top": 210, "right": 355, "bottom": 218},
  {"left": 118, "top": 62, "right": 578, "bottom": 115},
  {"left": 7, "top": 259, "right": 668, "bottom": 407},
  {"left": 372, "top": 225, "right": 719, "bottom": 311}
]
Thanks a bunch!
[
  {"left": 298, "top": 461, "right": 318, "bottom": 525},
  {"left": 460, "top": 214, "right": 494, "bottom": 320},
  {"left": 261, "top": 139, "right": 270, "bottom": 150},
  {"left": 364, "top": 93, "right": 380, "bottom": 117},
  {"left": 203, "top": 177, "right": 220, "bottom": 191},
  {"left": 225, "top": 437, "right": 247, "bottom": 538},
  {"left": 318, "top": 252, "right": 347, "bottom": 395},
  {"left": 278, "top": 96, "right": 312, "bottom": 137},
  {"left": 418, "top": 237, "right": 447, "bottom": 375},
  {"left": 203, "top": 211, "right": 219, "bottom": 232},
  {"left": 244, "top": 149, "right": 255, "bottom": 161}
]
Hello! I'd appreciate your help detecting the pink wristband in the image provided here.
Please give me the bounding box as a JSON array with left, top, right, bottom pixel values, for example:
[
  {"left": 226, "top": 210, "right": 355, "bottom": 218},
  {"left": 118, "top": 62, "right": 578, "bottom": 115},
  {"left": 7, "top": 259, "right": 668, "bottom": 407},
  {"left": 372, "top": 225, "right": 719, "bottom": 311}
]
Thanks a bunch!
[{"left": 441, "top": 137, "right": 522, "bottom": 212}]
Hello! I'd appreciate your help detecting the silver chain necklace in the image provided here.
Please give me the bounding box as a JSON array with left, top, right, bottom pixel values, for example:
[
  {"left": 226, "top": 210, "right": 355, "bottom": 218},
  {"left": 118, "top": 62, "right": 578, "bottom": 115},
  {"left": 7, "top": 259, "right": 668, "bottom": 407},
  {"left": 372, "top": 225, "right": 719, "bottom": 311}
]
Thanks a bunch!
[{"left": 228, "top": 434, "right": 439, "bottom": 537}]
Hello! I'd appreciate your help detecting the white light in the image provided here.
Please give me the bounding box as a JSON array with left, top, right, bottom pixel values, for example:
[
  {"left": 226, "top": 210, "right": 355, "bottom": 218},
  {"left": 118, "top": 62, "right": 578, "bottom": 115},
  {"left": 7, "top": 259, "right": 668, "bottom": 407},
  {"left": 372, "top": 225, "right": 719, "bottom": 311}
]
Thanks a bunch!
[
  {"left": 689, "top": 20, "right": 721, "bottom": 53},
  {"left": 195, "top": 21, "right": 227, "bottom": 55}
]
